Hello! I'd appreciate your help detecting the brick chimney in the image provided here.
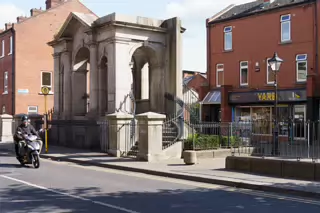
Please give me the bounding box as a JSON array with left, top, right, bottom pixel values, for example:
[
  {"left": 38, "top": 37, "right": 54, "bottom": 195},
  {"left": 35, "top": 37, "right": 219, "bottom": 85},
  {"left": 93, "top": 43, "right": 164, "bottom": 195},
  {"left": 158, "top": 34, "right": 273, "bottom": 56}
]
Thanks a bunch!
[
  {"left": 5, "top": 23, "right": 13, "bottom": 30},
  {"left": 45, "top": 0, "right": 64, "bottom": 10},
  {"left": 17, "top": 16, "right": 27, "bottom": 23},
  {"left": 30, "top": 8, "right": 44, "bottom": 16}
]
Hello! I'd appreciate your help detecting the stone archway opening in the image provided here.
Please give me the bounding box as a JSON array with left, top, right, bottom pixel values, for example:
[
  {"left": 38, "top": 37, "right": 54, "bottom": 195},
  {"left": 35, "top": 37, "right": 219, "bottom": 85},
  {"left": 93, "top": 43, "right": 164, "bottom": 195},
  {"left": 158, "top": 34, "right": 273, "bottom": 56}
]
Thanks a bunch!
[
  {"left": 73, "top": 47, "right": 90, "bottom": 115},
  {"left": 99, "top": 56, "right": 108, "bottom": 114},
  {"left": 131, "top": 46, "right": 157, "bottom": 114}
]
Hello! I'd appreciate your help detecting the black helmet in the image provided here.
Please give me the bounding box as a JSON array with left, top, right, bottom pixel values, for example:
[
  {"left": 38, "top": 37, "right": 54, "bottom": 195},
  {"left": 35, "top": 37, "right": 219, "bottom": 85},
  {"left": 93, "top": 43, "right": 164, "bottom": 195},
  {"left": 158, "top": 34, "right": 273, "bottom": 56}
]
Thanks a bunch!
[{"left": 21, "top": 115, "right": 28, "bottom": 122}]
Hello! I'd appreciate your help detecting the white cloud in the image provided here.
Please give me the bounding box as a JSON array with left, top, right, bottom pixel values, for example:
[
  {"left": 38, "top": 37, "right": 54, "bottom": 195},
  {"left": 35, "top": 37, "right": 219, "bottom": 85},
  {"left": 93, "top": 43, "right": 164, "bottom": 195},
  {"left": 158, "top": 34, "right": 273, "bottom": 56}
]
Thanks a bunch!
[
  {"left": 0, "top": 3, "right": 25, "bottom": 30},
  {"left": 165, "top": 0, "right": 253, "bottom": 72}
]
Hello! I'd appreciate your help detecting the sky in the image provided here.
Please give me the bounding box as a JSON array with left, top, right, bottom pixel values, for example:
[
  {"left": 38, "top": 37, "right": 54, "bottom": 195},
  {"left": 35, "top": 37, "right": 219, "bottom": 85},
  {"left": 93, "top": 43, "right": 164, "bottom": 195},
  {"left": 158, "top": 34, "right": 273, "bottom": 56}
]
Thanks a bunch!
[{"left": 0, "top": 0, "right": 252, "bottom": 72}]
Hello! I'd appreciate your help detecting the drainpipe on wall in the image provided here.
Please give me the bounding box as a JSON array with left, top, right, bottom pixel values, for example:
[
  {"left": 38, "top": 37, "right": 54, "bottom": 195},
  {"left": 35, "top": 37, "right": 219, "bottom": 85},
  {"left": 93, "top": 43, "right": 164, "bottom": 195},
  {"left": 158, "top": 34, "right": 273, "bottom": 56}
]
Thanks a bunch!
[
  {"left": 11, "top": 27, "right": 16, "bottom": 115},
  {"left": 315, "top": 1, "right": 319, "bottom": 76},
  {"left": 206, "top": 19, "right": 211, "bottom": 90}
]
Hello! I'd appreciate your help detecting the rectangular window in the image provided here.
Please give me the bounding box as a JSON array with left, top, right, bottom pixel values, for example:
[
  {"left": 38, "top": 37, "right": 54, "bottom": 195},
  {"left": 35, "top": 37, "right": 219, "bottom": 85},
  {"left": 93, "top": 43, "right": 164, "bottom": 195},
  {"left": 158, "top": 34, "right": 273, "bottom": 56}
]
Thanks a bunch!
[
  {"left": 9, "top": 36, "right": 12, "bottom": 55},
  {"left": 1, "top": 40, "right": 4, "bottom": 57},
  {"left": 2, "top": 105, "right": 5, "bottom": 114},
  {"left": 240, "top": 61, "right": 248, "bottom": 86},
  {"left": 281, "top": 14, "right": 291, "bottom": 42},
  {"left": 41, "top": 71, "right": 52, "bottom": 90},
  {"left": 3, "top": 71, "right": 8, "bottom": 94},
  {"left": 28, "top": 106, "right": 38, "bottom": 115},
  {"left": 224, "top": 26, "right": 232, "bottom": 51},
  {"left": 216, "top": 64, "right": 224, "bottom": 87},
  {"left": 296, "top": 54, "right": 307, "bottom": 82},
  {"left": 266, "top": 58, "right": 275, "bottom": 84}
]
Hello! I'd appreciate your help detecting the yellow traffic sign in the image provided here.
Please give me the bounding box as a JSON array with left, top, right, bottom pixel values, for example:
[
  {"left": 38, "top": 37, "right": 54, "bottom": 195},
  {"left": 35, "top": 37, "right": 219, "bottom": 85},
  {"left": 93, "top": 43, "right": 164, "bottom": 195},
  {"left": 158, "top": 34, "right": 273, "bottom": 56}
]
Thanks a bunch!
[{"left": 41, "top": 86, "right": 50, "bottom": 95}]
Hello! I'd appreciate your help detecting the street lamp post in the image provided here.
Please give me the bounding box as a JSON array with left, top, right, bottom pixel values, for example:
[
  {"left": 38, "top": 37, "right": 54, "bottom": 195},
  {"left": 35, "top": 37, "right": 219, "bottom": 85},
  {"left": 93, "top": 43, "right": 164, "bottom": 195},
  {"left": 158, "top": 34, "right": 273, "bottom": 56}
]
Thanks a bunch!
[{"left": 268, "top": 52, "right": 283, "bottom": 156}]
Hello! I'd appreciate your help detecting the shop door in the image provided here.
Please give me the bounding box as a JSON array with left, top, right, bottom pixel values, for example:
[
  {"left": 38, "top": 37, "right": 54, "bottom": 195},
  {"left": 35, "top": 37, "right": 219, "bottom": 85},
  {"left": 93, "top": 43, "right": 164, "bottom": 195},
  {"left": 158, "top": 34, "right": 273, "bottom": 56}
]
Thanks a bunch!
[{"left": 293, "top": 105, "right": 306, "bottom": 139}]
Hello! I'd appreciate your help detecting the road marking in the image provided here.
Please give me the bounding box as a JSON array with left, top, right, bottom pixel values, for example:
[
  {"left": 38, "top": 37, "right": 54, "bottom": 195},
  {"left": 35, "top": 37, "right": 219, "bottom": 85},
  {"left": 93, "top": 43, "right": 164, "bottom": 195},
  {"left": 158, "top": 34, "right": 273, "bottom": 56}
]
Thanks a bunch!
[
  {"left": 3, "top": 154, "right": 320, "bottom": 206},
  {"left": 51, "top": 161, "right": 320, "bottom": 205},
  {"left": 0, "top": 175, "right": 140, "bottom": 213}
]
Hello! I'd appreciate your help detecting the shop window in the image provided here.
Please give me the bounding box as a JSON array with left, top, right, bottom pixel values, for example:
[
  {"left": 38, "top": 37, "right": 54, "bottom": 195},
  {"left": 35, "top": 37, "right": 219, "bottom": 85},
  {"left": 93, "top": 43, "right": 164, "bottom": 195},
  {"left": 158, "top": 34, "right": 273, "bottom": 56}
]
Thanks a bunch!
[
  {"left": 266, "top": 58, "right": 275, "bottom": 84},
  {"left": 293, "top": 105, "right": 306, "bottom": 138},
  {"left": 216, "top": 64, "right": 224, "bottom": 87},
  {"left": 251, "top": 107, "right": 271, "bottom": 134},
  {"left": 240, "top": 61, "right": 248, "bottom": 86},
  {"left": 224, "top": 26, "right": 232, "bottom": 51},
  {"left": 296, "top": 54, "right": 307, "bottom": 82}
]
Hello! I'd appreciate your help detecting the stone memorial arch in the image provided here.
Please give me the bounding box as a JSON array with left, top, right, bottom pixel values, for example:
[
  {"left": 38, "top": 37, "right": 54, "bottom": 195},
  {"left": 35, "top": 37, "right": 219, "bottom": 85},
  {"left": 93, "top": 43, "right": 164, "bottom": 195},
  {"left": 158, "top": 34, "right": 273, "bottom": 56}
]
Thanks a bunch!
[
  {"left": 47, "top": 12, "right": 184, "bottom": 149},
  {"left": 48, "top": 12, "right": 184, "bottom": 120}
]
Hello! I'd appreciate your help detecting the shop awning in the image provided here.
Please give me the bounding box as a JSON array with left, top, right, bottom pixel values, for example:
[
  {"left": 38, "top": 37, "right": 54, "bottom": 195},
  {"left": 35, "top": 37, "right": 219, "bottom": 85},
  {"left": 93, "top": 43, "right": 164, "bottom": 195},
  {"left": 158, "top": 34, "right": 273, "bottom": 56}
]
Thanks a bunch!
[{"left": 202, "top": 90, "right": 221, "bottom": 104}]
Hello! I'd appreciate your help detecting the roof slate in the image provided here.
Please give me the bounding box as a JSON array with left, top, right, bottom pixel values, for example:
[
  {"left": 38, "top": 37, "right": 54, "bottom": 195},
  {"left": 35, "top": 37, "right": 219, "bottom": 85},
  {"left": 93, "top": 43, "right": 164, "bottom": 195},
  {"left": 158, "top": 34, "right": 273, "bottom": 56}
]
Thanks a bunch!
[{"left": 211, "top": 0, "right": 312, "bottom": 23}]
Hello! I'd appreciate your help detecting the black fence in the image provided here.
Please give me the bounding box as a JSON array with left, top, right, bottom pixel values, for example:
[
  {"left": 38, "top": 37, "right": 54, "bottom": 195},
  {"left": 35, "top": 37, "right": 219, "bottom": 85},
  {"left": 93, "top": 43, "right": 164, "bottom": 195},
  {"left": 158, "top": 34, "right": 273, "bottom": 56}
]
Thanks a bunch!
[{"left": 183, "top": 120, "right": 320, "bottom": 161}]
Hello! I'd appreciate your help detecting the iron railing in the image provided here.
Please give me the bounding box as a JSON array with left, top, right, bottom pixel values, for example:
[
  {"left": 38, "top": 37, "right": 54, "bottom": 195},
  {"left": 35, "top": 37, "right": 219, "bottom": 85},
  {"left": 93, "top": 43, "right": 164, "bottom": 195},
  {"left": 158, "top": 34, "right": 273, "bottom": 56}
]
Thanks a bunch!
[
  {"left": 183, "top": 120, "right": 320, "bottom": 161},
  {"left": 232, "top": 120, "right": 320, "bottom": 161}
]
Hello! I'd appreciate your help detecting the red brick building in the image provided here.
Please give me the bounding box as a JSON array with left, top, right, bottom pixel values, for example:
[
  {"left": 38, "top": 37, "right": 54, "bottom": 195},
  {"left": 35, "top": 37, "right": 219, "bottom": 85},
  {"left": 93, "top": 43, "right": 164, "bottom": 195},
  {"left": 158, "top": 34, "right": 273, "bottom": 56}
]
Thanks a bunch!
[
  {"left": 0, "top": 0, "right": 95, "bottom": 115},
  {"left": 205, "top": 0, "right": 319, "bottom": 134}
]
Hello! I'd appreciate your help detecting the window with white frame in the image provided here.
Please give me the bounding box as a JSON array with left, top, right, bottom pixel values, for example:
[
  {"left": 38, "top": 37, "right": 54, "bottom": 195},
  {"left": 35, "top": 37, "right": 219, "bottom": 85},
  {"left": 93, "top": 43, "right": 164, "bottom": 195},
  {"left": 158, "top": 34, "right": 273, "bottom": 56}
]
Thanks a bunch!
[
  {"left": 1, "top": 40, "right": 4, "bottom": 57},
  {"left": 296, "top": 54, "right": 307, "bottom": 82},
  {"left": 216, "top": 64, "right": 224, "bottom": 87},
  {"left": 266, "top": 58, "right": 275, "bottom": 84},
  {"left": 9, "top": 36, "right": 12, "bottom": 55},
  {"left": 281, "top": 14, "right": 291, "bottom": 42},
  {"left": 3, "top": 71, "right": 8, "bottom": 94},
  {"left": 224, "top": 26, "right": 232, "bottom": 51},
  {"left": 28, "top": 106, "right": 38, "bottom": 114},
  {"left": 240, "top": 61, "right": 249, "bottom": 86},
  {"left": 41, "top": 71, "right": 52, "bottom": 91}
]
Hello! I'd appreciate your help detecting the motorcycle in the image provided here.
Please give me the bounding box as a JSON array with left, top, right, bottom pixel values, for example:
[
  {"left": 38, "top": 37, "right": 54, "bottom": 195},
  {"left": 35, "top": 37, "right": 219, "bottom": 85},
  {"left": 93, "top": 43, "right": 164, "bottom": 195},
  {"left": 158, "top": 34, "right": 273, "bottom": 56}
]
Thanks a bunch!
[{"left": 16, "top": 130, "right": 43, "bottom": 169}]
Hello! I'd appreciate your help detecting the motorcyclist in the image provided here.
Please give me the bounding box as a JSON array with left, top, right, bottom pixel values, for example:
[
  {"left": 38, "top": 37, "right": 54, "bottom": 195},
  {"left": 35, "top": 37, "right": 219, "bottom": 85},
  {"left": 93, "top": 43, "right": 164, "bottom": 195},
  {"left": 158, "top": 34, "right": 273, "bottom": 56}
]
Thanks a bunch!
[{"left": 14, "top": 115, "right": 43, "bottom": 158}]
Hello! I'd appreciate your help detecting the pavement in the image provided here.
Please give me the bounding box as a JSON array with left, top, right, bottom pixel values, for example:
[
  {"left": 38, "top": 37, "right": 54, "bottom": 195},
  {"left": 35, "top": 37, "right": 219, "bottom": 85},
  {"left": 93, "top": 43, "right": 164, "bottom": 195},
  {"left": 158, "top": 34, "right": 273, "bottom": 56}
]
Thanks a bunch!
[
  {"left": 1, "top": 142, "right": 320, "bottom": 200},
  {"left": 2, "top": 150, "right": 320, "bottom": 212}
]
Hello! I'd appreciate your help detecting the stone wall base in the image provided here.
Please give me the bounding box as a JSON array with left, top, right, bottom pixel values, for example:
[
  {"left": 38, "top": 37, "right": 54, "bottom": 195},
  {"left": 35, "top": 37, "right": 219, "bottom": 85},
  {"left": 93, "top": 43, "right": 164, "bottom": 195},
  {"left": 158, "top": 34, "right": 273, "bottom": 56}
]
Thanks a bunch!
[{"left": 226, "top": 156, "right": 320, "bottom": 181}]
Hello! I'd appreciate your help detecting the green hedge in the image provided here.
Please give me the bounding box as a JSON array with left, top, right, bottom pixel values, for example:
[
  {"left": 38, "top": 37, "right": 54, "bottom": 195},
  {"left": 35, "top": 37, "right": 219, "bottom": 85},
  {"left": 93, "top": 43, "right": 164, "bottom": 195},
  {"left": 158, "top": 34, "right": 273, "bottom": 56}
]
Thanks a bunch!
[{"left": 184, "top": 133, "right": 240, "bottom": 150}]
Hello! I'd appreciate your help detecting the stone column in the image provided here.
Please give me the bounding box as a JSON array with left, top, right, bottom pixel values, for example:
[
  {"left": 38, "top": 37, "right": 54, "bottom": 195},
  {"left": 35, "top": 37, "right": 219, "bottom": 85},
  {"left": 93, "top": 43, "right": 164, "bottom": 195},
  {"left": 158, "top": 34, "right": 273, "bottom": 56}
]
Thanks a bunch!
[
  {"left": 52, "top": 53, "right": 60, "bottom": 116},
  {"left": 98, "top": 63, "right": 107, "bottom": 116},
  {"left": 0, "top": 114, "right": 13, "bottom": 142},
  {"left": 61, "top": 51, "right": 72, "bottom": 119},
  {"left": 150, "top": 64, "right": 165, "bottom": 113},
  {"left": 106, "top": 112, "right": 134, "bottom": 157},
  {"left": 89, "top": 43, "right": 99, "bottom": 115},
  {"left": 114, "top": 42, "right": 132, "bottom": 114},
  {"left": 107, "top": 43, "right": 115, "bottom": 113},
  {"left": 136, "top": 112, "right": 166, "bottom": 162}
]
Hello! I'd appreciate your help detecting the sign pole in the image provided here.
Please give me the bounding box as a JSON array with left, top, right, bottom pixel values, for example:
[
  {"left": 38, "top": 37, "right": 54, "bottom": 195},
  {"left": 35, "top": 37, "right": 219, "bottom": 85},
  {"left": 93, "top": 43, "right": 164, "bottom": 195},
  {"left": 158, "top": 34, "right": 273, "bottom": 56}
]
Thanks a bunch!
[
  {"left": 45, "top": 94, "right": 48, "bottom": 153},
  {"left": 41, "top": 86, "right": 50, "bottom": 154}
]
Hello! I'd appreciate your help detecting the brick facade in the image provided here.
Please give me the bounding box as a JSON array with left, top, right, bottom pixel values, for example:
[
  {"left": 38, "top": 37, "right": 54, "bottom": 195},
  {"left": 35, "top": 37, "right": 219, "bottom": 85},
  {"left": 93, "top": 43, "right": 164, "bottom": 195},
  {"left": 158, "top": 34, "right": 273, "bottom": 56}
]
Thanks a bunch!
[
  {"left": 0, "top": 30, "right": 13, "bottom": 114},
  {"left": 206, "top": 0, "right": 319, "bottom": 122},
  {"left": 0, "top": 0, "right": 95, "bottom": 115}
]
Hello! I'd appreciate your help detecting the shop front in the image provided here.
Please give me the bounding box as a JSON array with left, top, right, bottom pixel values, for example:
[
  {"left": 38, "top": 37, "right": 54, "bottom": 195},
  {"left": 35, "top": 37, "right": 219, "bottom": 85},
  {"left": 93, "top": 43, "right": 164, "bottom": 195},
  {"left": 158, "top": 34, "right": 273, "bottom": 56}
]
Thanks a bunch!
[{"left": 229, "top": 88, "right": 307, "bottom": 139}]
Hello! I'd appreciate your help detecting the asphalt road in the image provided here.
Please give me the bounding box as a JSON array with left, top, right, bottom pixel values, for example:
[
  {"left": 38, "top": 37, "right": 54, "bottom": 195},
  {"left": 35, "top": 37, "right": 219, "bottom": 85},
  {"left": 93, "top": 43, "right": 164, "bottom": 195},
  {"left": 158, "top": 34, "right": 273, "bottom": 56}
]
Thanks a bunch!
[{"left": 1, "top": 151, "right": 320, "bottom": 213}]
